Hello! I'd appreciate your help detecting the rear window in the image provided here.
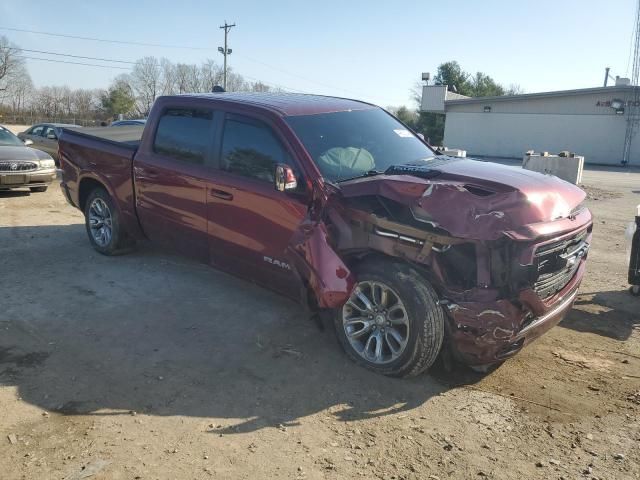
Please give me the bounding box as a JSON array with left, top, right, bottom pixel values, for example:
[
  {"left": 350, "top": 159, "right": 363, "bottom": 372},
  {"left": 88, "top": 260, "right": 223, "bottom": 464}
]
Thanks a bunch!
[{"left": 153, "top": 108, "right": 214, "bottom": 163}]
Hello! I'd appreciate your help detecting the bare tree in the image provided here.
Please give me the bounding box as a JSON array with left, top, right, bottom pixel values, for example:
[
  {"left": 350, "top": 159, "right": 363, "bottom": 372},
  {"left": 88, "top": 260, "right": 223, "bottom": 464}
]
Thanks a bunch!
[
  {"left": 0, "top": 35, "right": 25, "bottom": 93},
  {"left": 130, "top": 57, "right": 161, "bottom": 116},
  {"left": 225, "top": 69, "right": 247, "bottom": 92},
  {"left": 506, "top": 83, "right": 525, "bottom": 95},
  {"left": 250, "top": 81, "right": 271, "bottom": 92},
  {"left": 174, "top": 63, "right": 191, "bottom": 94},
  {"left": 72, "top": 89, "right": 98, "bottom": 120},
  {"left": 160, "top": 58, "right": 176, "bottom": 95},
  {"left": 2, "top": 65, "right": 33, "bottom": 112},
  {"left": 200, "top": 59, "right": 222, "bottom": 92}
]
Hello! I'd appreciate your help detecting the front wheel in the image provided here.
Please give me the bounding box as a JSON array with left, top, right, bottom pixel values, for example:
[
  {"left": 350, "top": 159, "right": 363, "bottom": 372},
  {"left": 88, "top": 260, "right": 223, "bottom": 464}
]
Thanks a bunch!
[
  {"left": 84, "top": 188, "right": 131, "bottom": 255},
  {"left": 334, "top": 260, "right": 445, "bottom": 377}
]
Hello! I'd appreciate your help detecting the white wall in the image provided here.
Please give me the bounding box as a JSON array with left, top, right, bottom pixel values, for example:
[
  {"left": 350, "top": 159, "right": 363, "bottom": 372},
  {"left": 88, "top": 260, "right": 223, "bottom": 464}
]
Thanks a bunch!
[{"left": 443, "top": 112, "right": 631, "bottom": 165}]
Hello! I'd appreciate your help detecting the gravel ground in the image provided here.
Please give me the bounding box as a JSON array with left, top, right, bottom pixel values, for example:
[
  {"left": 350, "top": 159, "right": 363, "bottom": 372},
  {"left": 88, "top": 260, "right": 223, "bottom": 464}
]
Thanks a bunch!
[{"left": 0, "top": 166, "right": 638, "bottom": 480}]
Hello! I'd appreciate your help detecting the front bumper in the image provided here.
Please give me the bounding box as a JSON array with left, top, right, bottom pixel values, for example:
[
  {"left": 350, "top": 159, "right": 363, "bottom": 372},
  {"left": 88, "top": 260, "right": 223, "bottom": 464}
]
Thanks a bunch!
[
  {"left": 0, "top": 168, "right": 57, "bottom": 189},
  {"left": 445, "top": 244, "right": 589, "bottom": 367}
]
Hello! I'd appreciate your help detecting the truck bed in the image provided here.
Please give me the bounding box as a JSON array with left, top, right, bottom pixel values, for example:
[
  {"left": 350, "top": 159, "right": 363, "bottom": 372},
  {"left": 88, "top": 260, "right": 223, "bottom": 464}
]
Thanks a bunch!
[
  {"left": 58, "top": 127, "right": 140, "bottom": 237},
  {"left": 63, "top": 125, "right": 144, "bottom": 148}
]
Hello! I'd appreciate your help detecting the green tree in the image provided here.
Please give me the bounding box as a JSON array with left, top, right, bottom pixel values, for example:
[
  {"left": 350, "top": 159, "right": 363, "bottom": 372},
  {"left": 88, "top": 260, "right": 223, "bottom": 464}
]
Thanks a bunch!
[
  {"left": 101, "top": 78, "right": 136, "bottom": 118},
  {"left": 403, "top": 61, "right": 516, "bottom": 145},
  {"left": 469, "top": 72, "right": 504, "bottom": 97},
  {"left": 393, "top": 105, "right": 418, "bottom": 127},
  {"left": 433, "top": 61, "right": 472, "bottom": 96}
]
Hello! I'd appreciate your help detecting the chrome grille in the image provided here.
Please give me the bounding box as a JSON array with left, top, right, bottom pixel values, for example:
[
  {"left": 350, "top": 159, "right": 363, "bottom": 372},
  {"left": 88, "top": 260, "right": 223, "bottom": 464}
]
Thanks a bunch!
[
  {"left": 534, "top": 229, "right": 589, "bottom": 299},
  {"left": 0, "top": 161, "right": 38, "bottom": 172}
]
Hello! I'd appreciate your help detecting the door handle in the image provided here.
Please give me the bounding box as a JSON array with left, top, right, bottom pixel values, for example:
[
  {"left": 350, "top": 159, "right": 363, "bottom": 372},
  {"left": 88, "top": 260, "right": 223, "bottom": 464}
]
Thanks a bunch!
[{"left": 210, "top": 189, "right": 233, "bottom": 201}]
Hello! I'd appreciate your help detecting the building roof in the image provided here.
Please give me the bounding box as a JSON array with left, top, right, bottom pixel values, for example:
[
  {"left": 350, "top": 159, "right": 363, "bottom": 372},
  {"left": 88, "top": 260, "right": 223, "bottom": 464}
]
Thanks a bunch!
[
  {"left": 180, "top": 92, "right": 376, "bottom": 116},
  {"left": 445, "top": 85, "right": 636, "bottom": 105}
]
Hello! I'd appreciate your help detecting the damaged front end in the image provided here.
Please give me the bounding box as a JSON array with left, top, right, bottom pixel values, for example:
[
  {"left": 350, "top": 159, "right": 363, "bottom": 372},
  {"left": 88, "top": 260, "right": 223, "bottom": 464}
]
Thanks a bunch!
[{"left": 290, "top": 158, "right": 593, "bottom": 367}]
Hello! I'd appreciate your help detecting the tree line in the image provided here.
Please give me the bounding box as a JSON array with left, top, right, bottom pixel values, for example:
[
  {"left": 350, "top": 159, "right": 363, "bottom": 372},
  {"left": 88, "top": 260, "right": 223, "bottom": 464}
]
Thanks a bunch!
[{"left": 0, "top": 35, "right": 278, "bottom": 125}]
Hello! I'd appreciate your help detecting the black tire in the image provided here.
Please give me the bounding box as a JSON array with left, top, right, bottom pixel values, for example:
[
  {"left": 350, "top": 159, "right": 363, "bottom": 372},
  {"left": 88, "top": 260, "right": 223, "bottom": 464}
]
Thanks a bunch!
[
  {"left": 29, "top": 186, "right": 48, "bottom": 193},
  {"left": 84, "top": 187, "right": 131, "bottom": 255},
  {"left": 334, "top": 260, "right": 445, "bottom": 378}
]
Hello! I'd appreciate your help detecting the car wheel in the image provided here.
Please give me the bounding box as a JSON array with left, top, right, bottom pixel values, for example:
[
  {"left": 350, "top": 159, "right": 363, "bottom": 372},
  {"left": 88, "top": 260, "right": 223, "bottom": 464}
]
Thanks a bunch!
[
  {"left": 334, "top": 260, "right": 445, "bottom": 377},
  {"left": 29, "top": 186, "right": 48, "bottom": 193},
  {"left": 84, "top": 188, "right": 132, "bottom": 255}
]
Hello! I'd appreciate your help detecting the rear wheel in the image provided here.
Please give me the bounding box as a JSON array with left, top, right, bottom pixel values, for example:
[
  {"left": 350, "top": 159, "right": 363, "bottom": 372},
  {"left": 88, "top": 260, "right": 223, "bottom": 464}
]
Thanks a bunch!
[
  {"left": 84, "top": 188, "right": 131, "bottom": 255},
  {"left": 29, "top": 186, "right": 48, "bottom": 193},
  {"left": 334, "top": 260, "right": 445, "bottom": 377}
]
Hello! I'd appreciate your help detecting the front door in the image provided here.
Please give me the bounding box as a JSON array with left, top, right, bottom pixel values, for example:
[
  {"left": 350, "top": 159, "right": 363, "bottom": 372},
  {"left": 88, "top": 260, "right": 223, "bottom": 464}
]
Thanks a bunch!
[
  {"left": 206, "top": 112, "right": 309, "bottom": 297},
  {"left": 134, "top": 106, "right": 217, "bottom": 261}
]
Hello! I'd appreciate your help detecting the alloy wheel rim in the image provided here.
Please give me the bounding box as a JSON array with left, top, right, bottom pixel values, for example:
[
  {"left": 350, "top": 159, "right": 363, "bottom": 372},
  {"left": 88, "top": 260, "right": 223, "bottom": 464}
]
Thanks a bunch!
[
  {"left": 88, "top": 198, "right": 113, "bottom": 247},
  {"left": 341, "top": 281, "right": 410, "bottom": 365}
]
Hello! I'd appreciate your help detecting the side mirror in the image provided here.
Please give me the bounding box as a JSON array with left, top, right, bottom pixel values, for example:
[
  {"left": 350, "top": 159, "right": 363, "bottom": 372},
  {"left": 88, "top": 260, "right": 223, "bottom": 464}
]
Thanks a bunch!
[
  {"left": 275, "top": 164, "right": 298, "bottom": 192},
  {"left": 47, "top": 133, "right": 57, "bottom": 140},
  {"left": 23, "top": 139, "right": 34, "bottom": 146}
]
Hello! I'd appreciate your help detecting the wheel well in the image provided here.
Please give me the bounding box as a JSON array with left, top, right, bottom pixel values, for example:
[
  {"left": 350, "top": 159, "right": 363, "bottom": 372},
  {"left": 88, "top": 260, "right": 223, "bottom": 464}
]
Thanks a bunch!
[
  {"left": 341, "top": 250, "right": 440, "bottom": 293},
  {"left": 78, "top": 178, "right": 106, "bottom": 212}
]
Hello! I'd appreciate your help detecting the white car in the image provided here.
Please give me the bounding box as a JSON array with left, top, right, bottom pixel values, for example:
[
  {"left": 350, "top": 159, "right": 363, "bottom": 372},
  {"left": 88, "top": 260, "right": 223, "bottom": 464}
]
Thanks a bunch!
[{"left": 0, "top": 125, "right": 56, "bottom": 193}]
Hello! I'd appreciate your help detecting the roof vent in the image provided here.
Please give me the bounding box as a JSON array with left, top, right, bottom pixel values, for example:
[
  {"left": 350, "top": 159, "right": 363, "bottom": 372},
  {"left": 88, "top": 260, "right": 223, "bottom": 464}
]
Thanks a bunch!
[{"left": 615, "top": 77, "right": 631, "bottom": 87}]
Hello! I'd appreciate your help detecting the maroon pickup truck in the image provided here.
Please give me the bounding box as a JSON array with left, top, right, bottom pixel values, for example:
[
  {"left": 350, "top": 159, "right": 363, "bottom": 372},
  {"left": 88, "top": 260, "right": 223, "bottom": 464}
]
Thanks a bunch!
[{"left": 59, "top": 93, "right": 592, "bottom": 377}]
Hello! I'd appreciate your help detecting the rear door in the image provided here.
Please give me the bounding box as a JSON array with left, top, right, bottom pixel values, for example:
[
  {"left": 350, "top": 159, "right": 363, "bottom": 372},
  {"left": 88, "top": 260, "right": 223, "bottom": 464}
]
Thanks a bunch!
[
  {"left": 41, "top": 126, "right": 60, "bottom": 158},
  {"left": 134, "top": 106, "right": 216, "bottom": 262},
  {"left": 206, "top": 112, "right": 309, "bottom": 297}
]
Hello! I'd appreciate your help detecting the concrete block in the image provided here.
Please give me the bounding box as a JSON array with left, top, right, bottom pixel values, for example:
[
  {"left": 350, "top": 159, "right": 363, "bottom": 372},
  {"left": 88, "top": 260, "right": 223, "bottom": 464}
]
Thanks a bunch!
[{"left": 522, "top": 154, "right": 584, "bottom": 184}]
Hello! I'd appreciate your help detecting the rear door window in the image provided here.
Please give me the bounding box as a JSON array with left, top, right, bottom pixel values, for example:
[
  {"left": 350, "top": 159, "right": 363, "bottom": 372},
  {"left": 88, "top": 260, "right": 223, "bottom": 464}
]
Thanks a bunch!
[
  {"left": 220, "top": 115, "right": 290, "bottom": 182},
  {"left": 153, "top": 108, "right": 214, "bottom": 164},
  {"left": 29, "top": 125, "right": 44, "bottom": 136},
  {"left": 43, "top": 126, "right": 57, "bottom": 139}
]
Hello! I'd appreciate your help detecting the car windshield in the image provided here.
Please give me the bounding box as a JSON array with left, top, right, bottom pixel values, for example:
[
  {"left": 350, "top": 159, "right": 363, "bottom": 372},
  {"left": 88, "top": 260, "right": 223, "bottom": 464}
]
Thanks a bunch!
[
  {"left": 285, "top": 108, "right": 436, "bottom": 182},
  {"left": 0, "top": 127, "right": 24, "bottom": 147}
]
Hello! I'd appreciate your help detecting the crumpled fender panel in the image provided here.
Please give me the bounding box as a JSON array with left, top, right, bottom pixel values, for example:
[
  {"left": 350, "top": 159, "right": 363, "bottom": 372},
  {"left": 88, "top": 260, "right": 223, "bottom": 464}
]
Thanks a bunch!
[{"left": 287, "top": 219, "right": 355, "bottom": 309}]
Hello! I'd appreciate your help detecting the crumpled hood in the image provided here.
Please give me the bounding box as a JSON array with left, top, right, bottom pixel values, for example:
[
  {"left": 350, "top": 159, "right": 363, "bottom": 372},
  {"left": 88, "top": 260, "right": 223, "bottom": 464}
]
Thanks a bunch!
[
  {"left": 338, "top": 157, "right": 590, "bottom": 241},
  {"left": 0, "top": 145, "right": 51, "bottom": 161}
]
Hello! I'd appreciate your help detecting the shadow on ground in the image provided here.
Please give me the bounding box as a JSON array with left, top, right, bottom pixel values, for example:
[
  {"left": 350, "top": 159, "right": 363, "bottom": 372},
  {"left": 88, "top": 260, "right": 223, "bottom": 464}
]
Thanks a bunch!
[
  {"left": 0, "top": 224, "right": 486, "bottom": 434},
  {"left": 561, "top": 290, "right": 639, "bottom": 340},
  {"left": 0, "top": 190, "right": 31, "bottom": 198}
]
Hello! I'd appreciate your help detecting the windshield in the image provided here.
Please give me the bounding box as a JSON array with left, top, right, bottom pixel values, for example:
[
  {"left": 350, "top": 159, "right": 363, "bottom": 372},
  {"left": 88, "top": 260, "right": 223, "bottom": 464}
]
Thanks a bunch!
[
  {"left": 0, "top": 127, "right": 24, "bottom": 147},
  {"left": 285, "top": 108, "right": 436, "bottom": 182}
]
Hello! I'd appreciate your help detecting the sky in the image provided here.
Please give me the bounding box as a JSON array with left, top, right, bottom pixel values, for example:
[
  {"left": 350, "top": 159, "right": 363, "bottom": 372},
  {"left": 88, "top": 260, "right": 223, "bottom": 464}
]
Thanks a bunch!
[{"left": 0, "top": 0, "right": 637, "bottom": 107}]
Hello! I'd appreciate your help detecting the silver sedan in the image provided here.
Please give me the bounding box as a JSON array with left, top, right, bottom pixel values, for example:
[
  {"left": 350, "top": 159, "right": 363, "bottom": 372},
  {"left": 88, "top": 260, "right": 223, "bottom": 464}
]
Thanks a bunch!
[{"left": 0, "top": 125, "right": 57, "bottom": 193}]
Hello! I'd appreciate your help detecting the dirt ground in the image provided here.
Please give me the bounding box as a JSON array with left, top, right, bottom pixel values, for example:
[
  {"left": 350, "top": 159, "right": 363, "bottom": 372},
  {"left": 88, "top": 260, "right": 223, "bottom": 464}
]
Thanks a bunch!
[{"left": 0, "top": 166, "right": 639, "bottom": 480}]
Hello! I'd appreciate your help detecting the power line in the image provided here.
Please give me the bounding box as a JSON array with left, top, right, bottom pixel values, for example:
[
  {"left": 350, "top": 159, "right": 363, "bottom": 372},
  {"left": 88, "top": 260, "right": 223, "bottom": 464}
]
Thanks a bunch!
[
  {"left": 3, "top": 25, "right": 398, "bottom": 104},
  {"left": 2, "top": 24, "right": 365, "bottom": 98},
  {"left": 241, "top": 74, "right": 310, "bottom": 94},
  {"left": 0, "top": 26, "right": 208, "bottom": 50},
  {"left": 16, "top": 55, "right": 131, "bottom": 70},
  {"left": 234, "top": 53, "right": 363, "bottom": 97},
  {"left": 17, "top": 48, "right": 136, "bottom": 64}
]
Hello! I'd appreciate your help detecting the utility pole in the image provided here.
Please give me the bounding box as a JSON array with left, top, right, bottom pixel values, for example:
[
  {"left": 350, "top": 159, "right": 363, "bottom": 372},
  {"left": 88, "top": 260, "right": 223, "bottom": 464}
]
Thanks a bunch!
[
  {"left": 623, "top": 0, "right": 640, "bottom": 166},
  {"left": 218, "top": 21, "right": 236, "bottom": 90}
]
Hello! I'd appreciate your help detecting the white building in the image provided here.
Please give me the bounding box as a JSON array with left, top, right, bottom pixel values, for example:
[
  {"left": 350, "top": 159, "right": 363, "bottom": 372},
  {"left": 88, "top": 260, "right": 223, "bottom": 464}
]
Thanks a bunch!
[{"left": 420, "top": 81, "right": 639, "bottom": 166}]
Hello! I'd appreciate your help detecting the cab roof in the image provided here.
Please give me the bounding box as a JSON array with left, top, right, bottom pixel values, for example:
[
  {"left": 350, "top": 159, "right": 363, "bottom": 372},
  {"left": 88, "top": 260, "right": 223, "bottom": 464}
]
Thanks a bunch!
[{"left": 178, "top": 92, "right": 377, "bottom": 117}]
